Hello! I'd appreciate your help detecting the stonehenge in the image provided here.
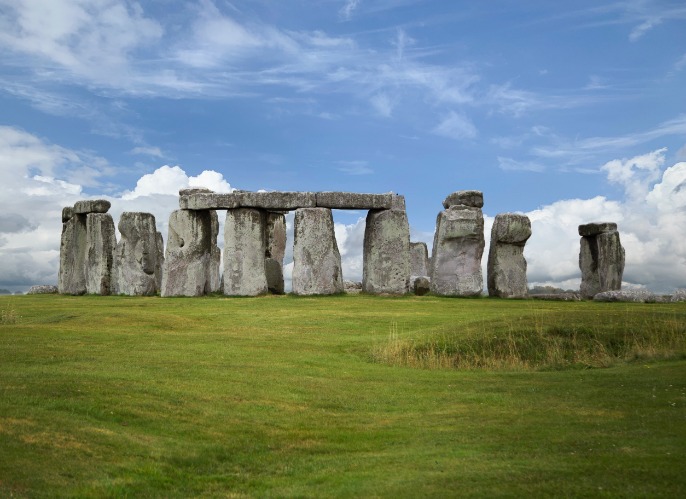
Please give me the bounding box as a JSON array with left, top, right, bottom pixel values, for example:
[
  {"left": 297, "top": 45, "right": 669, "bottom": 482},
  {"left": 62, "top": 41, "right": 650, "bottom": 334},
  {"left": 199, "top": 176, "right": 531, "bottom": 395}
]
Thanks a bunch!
[
  {"left": 56, "top": 190, "right": 627, "bottom": 299},
  {"left": 487, "top": 213, "right": 531, "bottom": 298},
  {"left": 579, "top": 222, "right": 625, "bottom": 299}
]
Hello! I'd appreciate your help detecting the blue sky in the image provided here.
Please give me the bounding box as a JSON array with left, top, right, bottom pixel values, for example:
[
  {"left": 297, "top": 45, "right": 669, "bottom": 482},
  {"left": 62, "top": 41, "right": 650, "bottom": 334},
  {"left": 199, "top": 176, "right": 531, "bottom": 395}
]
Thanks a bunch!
[{"left": 1, "top": 0, "right": 685, "bottom": 292}]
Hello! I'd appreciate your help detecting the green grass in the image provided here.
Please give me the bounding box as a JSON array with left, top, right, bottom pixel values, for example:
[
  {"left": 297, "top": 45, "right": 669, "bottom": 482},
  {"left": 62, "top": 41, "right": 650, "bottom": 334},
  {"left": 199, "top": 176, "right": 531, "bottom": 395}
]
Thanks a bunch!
[{"left": 1, "top": 295, "right": 685, "bottom": 497}]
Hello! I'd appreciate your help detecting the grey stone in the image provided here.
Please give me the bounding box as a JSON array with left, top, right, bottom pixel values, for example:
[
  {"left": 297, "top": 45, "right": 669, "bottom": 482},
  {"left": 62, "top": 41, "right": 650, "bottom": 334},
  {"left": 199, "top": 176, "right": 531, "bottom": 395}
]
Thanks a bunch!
[
  {"left": 410, "top": 242, "right": 429, "bottom": 277},
  {"left": 58, "top": 214, "right": 87, "bottom": 295},
  {"left": 578, "top": 222, "right": 618, "bottom": 237},
  {"left": 430, "top": 205, "right": 485, "bottom": 296},
  {"left": 209, "top": 211, "right": 221, "bottom": 293},
  {"left": 223, "top": 208, "right": 268, "bottom": 296},
  {"left": 62, "top": 206, "right": 74, "bottom": 223},
  {"left": 155, "top": 231, "right": 164, "bottom": 291},
  {"left": 265, "top": 257, "right": 285, "bottom": 294},
  {"left": 593, "top": 290, "right": 657, "bottom": 303},
  {"left": 85, "top": 213, "right": 116, "bottom": 295},
  {"left": 181, "top": 191, "right": 316, "bottom": 211},
  {"left": 292, "top": 208, "right": 344, "bottom": 295},
  {"left": 344, "top": 280, "right": 362, "bottom": 294},
  {"left": 531, "top": 293, "right": 582, "bottom": 301},
  {"left": 267, "top": 212, "right": 287, "bottom": 264},
  {"left": 112, "top": 212, "right": 163, "bottom": 296},
  {"left": 672, "top": 289, "right": 686, "bottom": 302},
  {"left": 579, "top": 223, "right": 625, "bottom": 299},
  {"left": 27, "top": 285, "right": 58, "bottom": 294},
  {"left": 442, "top": 190, "right": 484, "bottom": 209},
  {"left": 412, "top": 276, "right": 431, "bottom": 296},
  {"left": 315, "top": 192, "right": 393, "bottom": 210},
  {"left": 73, "top": 199, "right": 111, "bottom": 215},
  {"left": 161, "top": 209, "right": 217, "bottom": 297},
  {"left": 487, "top": 213, "right": 531, "bottom": 298},
  {"left": 362, "top": 209, "right": 411, "bottom": 294},
  {"left": 390, "top": 194, "right": 406, "bottom": 211},
  {"left": 179, "top": 187, "right": 214, "bottom": 196}
]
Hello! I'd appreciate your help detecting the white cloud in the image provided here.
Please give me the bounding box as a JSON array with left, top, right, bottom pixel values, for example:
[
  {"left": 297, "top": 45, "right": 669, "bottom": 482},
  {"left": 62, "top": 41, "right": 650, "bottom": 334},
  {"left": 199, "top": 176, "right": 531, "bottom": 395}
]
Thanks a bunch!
[
  {"left": 339, "top": 0, "right": 361, "bottom": 20},
  {"left": 370, "top": 93, "right": 393, "bottom": 117},
  {"left": 497, "top": 156, "right": 546, "bottom": 173},
  {"left": 433, "top": 111, "right": 477, "bottom": 140},
  {"left": 121, "top": 165, "right": 234, "bottom": 199},
  {"left": 131, "top": 146, "right": 163, "bottom": 158},
  {"left": 337, "top": 161, "right": 374, "bottom": 176},
  {"left": 629, "top": 17, "right": 662, "bottom": 41}
]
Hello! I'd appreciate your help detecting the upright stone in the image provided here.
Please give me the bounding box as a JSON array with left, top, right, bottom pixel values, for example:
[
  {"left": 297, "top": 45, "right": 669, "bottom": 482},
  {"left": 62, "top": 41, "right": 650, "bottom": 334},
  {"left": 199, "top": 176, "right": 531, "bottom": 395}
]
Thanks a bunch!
[
  {"left": 161, "top": 209, "right": 216, "bottom": 297},
  {"left": 155, "top": 231, "right": 164, "bottom": 292},
  {"left": 431, "top": 191, "right": 485, "bottom": 296},
  {"left": 410, "top": 242, "right": 429, "bottom": 277},
  {"left": 209, "top": 210, "right": 221, "bottom": 293},
  {"left": 224, "top": 208, "right": 268, "bottom": 296},
  {"left": 85, "top": 213, "right": 116, "bottom": 295},
  {"left": 292, "top": 208, "right": 343, "bottom": 295},
  {"left": 579, "top": 222, "right": 625, "bottom": 299},
  {"left": 266, "top": 212, "right": 287, "bottom": 294},
  {"left": 362, "top": 195, "right": 411, "bottom": 294},
  {"left": 112, "top": 212, "right": 163, "bottom": 296},
  {"left": 487, "top": 213, "right": 531, "bottom": 298},
  {"left": 58, "top": 212, "right": 88, "bottom": 295}
]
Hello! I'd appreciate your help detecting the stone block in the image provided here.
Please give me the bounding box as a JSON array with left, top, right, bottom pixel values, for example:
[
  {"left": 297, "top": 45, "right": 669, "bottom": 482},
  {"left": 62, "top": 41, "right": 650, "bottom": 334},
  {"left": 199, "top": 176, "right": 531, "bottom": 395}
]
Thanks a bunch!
[
  {"left": 442, "top": 190, "right": 484, "bottom": 209},
  {"left": 73, "top": 199, "right": 111, "bottom": 214},
  {"left": 487, "top": 213, "right": 531, "bottom": 298},
  {"left": 579, "top": 223, "right": 625, "bottom": 299},
  {"left": 410, "top": 242, "right": 429, "bottom": 277},
  {"left": 315, "top": 192, "right": 393, "bottom": 210},
  {"left": 112, "top": 212, "right": 163, "bottom": 296},
  {"left": 578, "top": 222, "right": 618, "bottom": 237},
  {"left": 58, "top": 214, "right": 88, "bottom": 295},
  {"left": 223, "top": 208, "right": 268, "bottom": 296},
  {"left": 85, "top": 213, "right": 116, "bottom": 295},
  {"left": 362, "top": 209, "right": 411, "bottom": 294}
]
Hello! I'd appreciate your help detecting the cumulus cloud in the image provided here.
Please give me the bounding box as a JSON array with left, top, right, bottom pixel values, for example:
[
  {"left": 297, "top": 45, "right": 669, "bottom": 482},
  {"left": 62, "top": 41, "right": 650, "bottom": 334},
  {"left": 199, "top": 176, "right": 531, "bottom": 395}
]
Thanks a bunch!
[
  {"left": 433, "top": 111, "right": 477, "bottom": 141},
  {"left": 121, "top": 165, "right": 234, "bottom": 199}
]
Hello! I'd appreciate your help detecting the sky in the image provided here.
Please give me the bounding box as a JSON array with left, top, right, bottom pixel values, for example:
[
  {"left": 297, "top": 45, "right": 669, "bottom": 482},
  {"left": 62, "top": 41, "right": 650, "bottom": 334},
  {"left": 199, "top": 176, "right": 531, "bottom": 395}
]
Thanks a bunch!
[{"left": 0, "top": 0, "right": 685, "bottom": 293}]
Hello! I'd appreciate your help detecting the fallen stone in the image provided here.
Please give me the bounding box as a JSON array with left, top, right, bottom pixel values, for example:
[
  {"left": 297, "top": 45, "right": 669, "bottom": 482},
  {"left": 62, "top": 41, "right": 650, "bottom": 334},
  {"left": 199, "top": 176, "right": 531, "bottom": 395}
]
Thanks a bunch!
[
  {"left": 112, "top": 212, "right": 163, "bottom": 296},
  {"left": 73, "top": 199, "right": 111, "bottom": 215},
  {"left": 223, "top": 208, "right": 268, "bottom": 296},
  {"left": 487, "top": 213, "right": 531, "bottom": 298},
  {"left": 412, "top": 275, "right": 431, "bottom": 296},
  {"left": 430, "top": 205, "right": 485, "bottom": 296},
  {"left": 27, "top": 285, "right": 58, "bottom": 294},
  {"left": 85, "top": 213, "right": 117, "bottom": 295},
  {"left": 442, "top": 190, "right": 484, "bottom": 209},
  {"left": 410, "top": 242, "right": 429, "bottom": 277},
  {"left": 58, "top": 213, "right": 88, "bottom": 295},
  {"left": 579, "top": 222, "right": 625, "bottom": 299},
  {"left": 593, "top": 290, "right": 657, "bottom": 303},
  {"left": 531, "top": 293, "right": 582, "bottom": 301},
  {"left": 316, "top": 192, "right": 393, "bottom": 210},
  {"left": 292, "top": 208, "right": 343, "bottom": 295},
  {"left": 362, "top": 209, "right": 411, "bottom": 294}
]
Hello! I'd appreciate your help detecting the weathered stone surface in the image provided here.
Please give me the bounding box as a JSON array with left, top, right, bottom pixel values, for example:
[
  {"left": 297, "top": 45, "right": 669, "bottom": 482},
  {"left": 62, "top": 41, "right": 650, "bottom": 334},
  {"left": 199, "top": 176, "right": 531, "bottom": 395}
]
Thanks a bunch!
[
  {"left": 531, "top": 293, "right": 582, "bottom": 301},
  {"left": 593, "top": 290, "right": 657, "bottom": 303},
  {"left": 487, "top": 213, "right": 531, "bottom": 298},
  {"left": 28, "top": 285, "right": 58, "bottom": 294},
  {"left": 344, "top": 280, "right": 362, "bottom": 294},
  {"left": 578, "top": 222, "right": 618, "bottom": 237},
  {"left": 161, "top": 209, "right": 217, "bottom": 297},
  {"left": 223, "top": 208, "right": 268, "bottom": 296},
  {"left": 315, "top": 192, "right": 393, "bottom": 210},
  {"left": 179, "top": 187, "right": 214, "bottom": 196},
  {"left": 410, "top": 242, "right": 429, "bottom": 277},
  {"left": 672, "top": 289, "right": 686, "bottom": 302},
  {"left": 265, "top": 257, "right": 285, "bottom": 294},
  {"left": 430, "top": 205, "right": 485, "bottom": 296},
  {"left": 267, "top": 213, "right": 287, "bottom": 264},
  {"left": 579, "top": 223, "right": 625, "bottom": 299},
  {"left": 292, "top": 208, "right": 343, "bottom": 295},
  {"left": 362, "top": 209, "right": 411, "bottom": 294},
  {"left": 181, "top": 191, "right": 316, "bottom": 210},
  {"left": 442, "top": 190, "right": 484, "bottom": 209},
  {"left": 209, "top": 211, "right": 221, "bottom": 293},
  {"left": 73, "top": 199, "right": 111, "bottom": 215},
  {"left": 390, "top": 194, "right": 406, "bottom": 211},
  {"left": 85, "top": 213, "right": 116, "bottom": 295},
  {"left": 58, "top": 214, "right": 87, "bottom": 295},
  {"left": 62, "top": 207, "right": 74, "bottom": 223},
  {"left": 112, "top": 212, "right": 163, "bottom": 296},
  {"left": 155, "top": 232, "right": 164, "bottom": 291},
  {"left": 412, "top": 275, "right": 431, "bottom": 296}
]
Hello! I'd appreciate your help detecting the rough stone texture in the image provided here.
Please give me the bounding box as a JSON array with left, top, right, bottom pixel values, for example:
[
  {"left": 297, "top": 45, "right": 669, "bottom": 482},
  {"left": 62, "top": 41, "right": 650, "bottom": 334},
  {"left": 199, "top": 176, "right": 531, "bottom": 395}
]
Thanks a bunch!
[
  {"left": 487, "top": 213, "right": 531, "bottom": 298},
  {"left": 362, "top": 208, "right": 411, "bottom": 295},
  {"left": 531, "top": 293, "right": 582, "bottom": 301},
  {"left": 179, "top": 187, "right": 214, "bottom": 196},
  {"left": 412, "top": 276, "right": 431, "bottom": 296},
  {"left": 265, "top": 212, "right": 287, "bottom": 293},
  {"left": 410, "top": 242, "right": 429, "bottom": 277},
  {"left": 292, "top": 208, "right": 343, "bottom": 295},
  {"left": 223, "top": 208, "right": 268, "bottom": 296},
  {"left": 181, "top": 191, "right": 316, "bottom": 211},
  {"left": 315, "top": 192, "right": 393, "bottom": 210},
  {"left": 442, "top": 190, "right": 484, "bottom": 209},
  {"left": 672, "top": 289, "right": 686, "bottom": 302},
  {"left": 112, "top": 212, "right": 163, "bottom": 296},
  {"left": 28, "top": 285, "right": 58, "bottom": 294},
  {"left": 265, "top": 257, "right": 285, "bottom": 294},
  {"left": 155, "top": 232, "right": 164, "bottom": 291},
  {"left": 161, "top": 209, "right": 217, "bottom": 297},
  {"left": 593, "top": 290, "right": 658, "bottom": 303},
  {"left": 209, "top": 211, "right": 221, "bottom": 293},
  {"left": 344, "top": 280, "right": 362, "bottom": 294},
  {"left": 73, "top": 199, "right": 111, "bottom": 215},
  {"left": 62, "top": 207, "right": 74, "bottom": 223},
  {"left": 430, "top": 205, "right": 485, "bottom": 296},
  {"left": 85, "top": 213, "right": 117, "bottom": 295},
  {"left": 579, "top": 223, "right": 625, "bottom": 299},
  {"left": 58, "top": 213, "right": 88, "bottom": 295}
]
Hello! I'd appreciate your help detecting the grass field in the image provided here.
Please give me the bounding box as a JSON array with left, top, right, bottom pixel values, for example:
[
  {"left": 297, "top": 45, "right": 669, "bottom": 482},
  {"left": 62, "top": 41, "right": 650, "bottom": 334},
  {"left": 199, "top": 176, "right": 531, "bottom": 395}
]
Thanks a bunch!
[{"left": 1, "top": 294, "right": 685, "bottom": 497}]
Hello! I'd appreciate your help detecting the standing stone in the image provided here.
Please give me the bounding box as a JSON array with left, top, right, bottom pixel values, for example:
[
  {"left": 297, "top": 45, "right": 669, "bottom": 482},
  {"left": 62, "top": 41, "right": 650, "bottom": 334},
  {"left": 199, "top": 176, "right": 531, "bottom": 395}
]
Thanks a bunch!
[
  {"left": 161, "top": 209, "right": 216, "bottom": 297},
  {"left": 155, "top": 232, "right": 164, "bottom": 291},
  {"left": 410, "top": 242, "right": 429, "bottom": 277},
  {"left": 579, "top": 222, "right": 625, "bottom": 299},
  {"left": 58, "top": 213, "right": 88, "bottom": 295},
  {"left": 209, "top": 210, "right": 221, "bottom": 293},
  {"left": 224, "top": 208, "right": 268, "bottom": 296},
  {"left": 112, "top": 212, "right": 163, "bottom": 296},
  {"left": 362, "top": 197, "right": 411, "bottom": 294},
  {"left": 431, "top": 192, "right": 485, "bottom": 296},
  {"left": 85, "top": 213, "right": 116, "bottom": 295},
  {"left": 292, "top": 208, "right": 343, "bottom": 295},
  {"left": 487, "top": 213, "right": 531, "bottom": 298},
  {"left": 266, "top": 212, "right": 287, "bottom": 294}
]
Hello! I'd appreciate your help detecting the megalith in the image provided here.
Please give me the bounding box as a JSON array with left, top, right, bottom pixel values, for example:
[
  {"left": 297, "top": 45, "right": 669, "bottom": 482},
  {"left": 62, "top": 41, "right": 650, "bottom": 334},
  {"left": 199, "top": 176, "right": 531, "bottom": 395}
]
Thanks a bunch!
[
  {"left": 161, "top": 209, "right": 217, "bottom": 297},
  {"left": 430, "top": 191, "right": 485, "bottom": 296},
  {"left": 209, "top": 210, "right": 221, "bottom": 293},
  {"left": 112, "top": 212, "right": 163, "bottom": 296},
  {"left": 579, "top": 222, "right": 625, "bottom": 299},
  {"left": 266, "top": 212, "right": 287, "bottom": 294},
  {"left": 85, "top": 213, "right": 117, "bottom": 295},
  {"left": 410, "top": 241, "right": 429, "bottom": 277},
  {"left": 292, "top": 208, "right": 343, "bottom": 295},
  {"left": 224, "top": 208, "right": 268, "bottom": 296},
  {"left": 58, "top": 211, "right": 88, "bottom": 295},
  {"left": 362, "top": 195, "right": 411, "bottom": 294},
  {"left": 487, "top": 213, "right": 531, "bottom": 298}
]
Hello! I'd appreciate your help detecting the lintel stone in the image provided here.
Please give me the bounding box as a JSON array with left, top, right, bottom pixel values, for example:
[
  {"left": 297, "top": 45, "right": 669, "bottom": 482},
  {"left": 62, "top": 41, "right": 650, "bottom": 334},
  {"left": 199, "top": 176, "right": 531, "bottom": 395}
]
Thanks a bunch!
[
  {"left": 73, "top": 199, "right": 111, "bottom": 214},
  {"left": 181, "top": 191, "right": 316, "bottom": 210},
  {"left": 578, "top": 222, "right": 618, "bottom": 237},
  {"left": 315, "top": 192, "right": 393, "bottom": 210}
]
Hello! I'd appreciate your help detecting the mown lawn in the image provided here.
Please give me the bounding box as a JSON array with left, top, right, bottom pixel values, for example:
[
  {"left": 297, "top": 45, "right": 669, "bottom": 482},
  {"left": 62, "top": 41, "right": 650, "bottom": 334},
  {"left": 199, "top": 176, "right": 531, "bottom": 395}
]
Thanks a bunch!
[{"left": 1, "top": 294, "right": 685, "bottom": 497}]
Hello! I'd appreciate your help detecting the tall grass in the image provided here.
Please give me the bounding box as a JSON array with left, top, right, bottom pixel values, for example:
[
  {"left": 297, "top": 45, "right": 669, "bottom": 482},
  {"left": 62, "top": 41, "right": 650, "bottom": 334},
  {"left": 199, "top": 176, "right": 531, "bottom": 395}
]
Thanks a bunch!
[
  {"left": 373, "top": 306, "right": 686, "bottom": 371},
  {"left": 0, "top": 301, "right": 19, "bottom": 325}
]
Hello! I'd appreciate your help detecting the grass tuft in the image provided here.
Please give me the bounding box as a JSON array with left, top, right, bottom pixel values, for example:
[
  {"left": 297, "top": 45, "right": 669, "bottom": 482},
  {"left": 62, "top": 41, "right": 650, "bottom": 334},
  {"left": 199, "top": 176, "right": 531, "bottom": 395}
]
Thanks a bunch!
[{"left": 1, "top": 301, "right": 20, "bottom": 325}]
